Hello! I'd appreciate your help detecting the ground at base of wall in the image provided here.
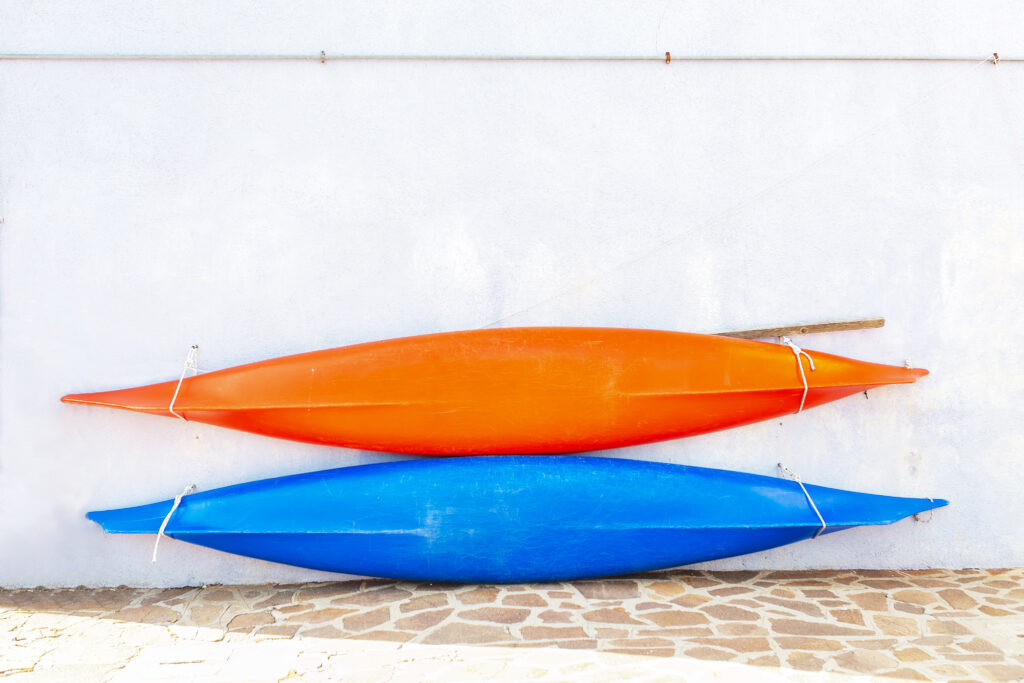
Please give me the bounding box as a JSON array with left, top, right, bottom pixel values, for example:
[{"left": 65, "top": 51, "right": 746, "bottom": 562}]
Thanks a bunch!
[{"left": 2, "top": 569, "right": 1022, "bottom": 681}]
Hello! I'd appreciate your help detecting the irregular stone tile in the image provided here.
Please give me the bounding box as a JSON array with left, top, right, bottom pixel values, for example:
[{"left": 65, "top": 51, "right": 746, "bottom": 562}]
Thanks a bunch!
[
  {"left": 252, "top": 591, "right": 296, "bottom": 610},
  {"left": 927, "top": 620, "right": 972, "bottom": 635},
  {"left": 302, "top": 625, "right": 345, "bottom": 638},
  {"left": 747, "top": 655, "right": 780, "bottom": 667},
  {"left": 594, "top": 627, "right": 629, "bottom": 639},
  {"left": 608, "top": 637, "right": 674, "bottom": 648},
  {"left": 647, "top": 581, "right": 687, "bottom": 599},
  {"left": 923, "top": 663, "right": 970, "bottom": 677},
  {"left": 861, "top": 580, "right": 911, "bottom": 590},
  {"left": 537, "top": 609, "right": 572, "bottom": 623},
  {"left": 558, "top": 602, "right": 583, "bottom": 610},
  {"left": 946, "top": 653, "right": 1005, "bottom": 662},
  {"left": 771, "top": 588, "right": 796, "bottom": 598},
  {"left": 456, "top": 587, "right": 498, "bottom": 605},
  {"left": 709, "top": 571, "right": 761, "bottom": 582},
  {"left": 893, "top": 647, "right": 931, "bottom": 663},
  {"left": 691, "top": 637, "right": 771, "bottom": 653},
  {"left": 638, "top": 627, "right": 714, "bottom": 637},
  {"left": 671, "top": 594, "right": 711, "bottom": 608},
  {"left": 677, "top": 575, "right": 719, "bottom": 589},
  {"left": 979, "top": 605, "right": 1015, "bottom": 617},
  {"left": 833, "top": 650, "right": 900, "bottom": 674},
  {"left": 460, "top": 606, "right": 531, "bottom": 625},
  {"left": 330, "top": 588, "right": 411, "bottom": 607},
  {"left": 894, "top": 602, "right": 925, "bottom": 615},
  {"left": 188, "top": 604, "right": 225, "bottom": 626},
  {"left": 642, "top": 610, "right": 708, "bottom": 627},
  {"left": 892, "top": 589, "right": 939, "bottom": 606},
  {"left": 801, "top": 590, "right": 838, "bottom": 599},
  {"left": 984, "top": 580, "right": 1019, "bottom": 589},
  {"left": 855, "top": 638, "right": 899, "bottom": 650},
  {"left": 582, "top": 608, "right": 643, "bottom": 625},
  {"left": 708, "top": 587, "right": 753, "bottom": 597},
  {"left": 700, "top": 605, "right": 759, "bottom": 622},
  {"left": 353, "top": 630, "right": 415, "bottom": 643},
  {"left": 977, "top": 664, "right": 1024, "bottom": 681},
  {"left": 393, "top": 608, "right": 452, "bottom": 631},
  {"left": 521, "top": 626, "right": 588, "bottom": 640},
  {"left": 547, "top": 591, "right": 573, "bottom": 598},
  {"left": 911, "top": 635, "right": 954, "bottom": 646},
  {"left": 728, "top": 599, "right": 763, "bottom": 609},
  {"left": 960, "top": 636, "right": 1001, "bottom": 653},
  {"left": 199, "top": 589, "right": 237, "bottom": 602},
  {"left": 831, "top": 609, "right": 865, "bottom": 626},
  {"left": 786, "top": 652, "right": 825, "bottom": 672},
  {"left": 756, "top": 596, "right": 823, "bottom": 618},
  {"left": 398, "top": 593, "right": 448, "bottom": 613},
  {"left": 284, "top": 608, "right": 355, "bottom": 624},
  {"left": 907, "top": 579, "right": 959, "bottom": 588},
  {"left": 342, "top": 606, "right": 391, "bottom": 632},
  {"left": 716, "top": 622, "right": 768, "bottom": 636},
  {"left": 849, "top": 592, "right": 888, "bottom": 611},
  {"left": 255, "top": 624, "right": 300, "bottom": 638},
  {"left": 635, "top": 602, "right": 669, "bottom": 611},
  {"left": 112, "top": 605, "right": 178, "bottom": 625},
  {"left": 227, "top": 612, "right": 274, "bottom": 630},
  {"left": 878, "top": 668, "right": 929, "bottom": 680},
  {"left": 554, "top": 639, "right": 598, "bottom": 649},
  {"left": 873, "top": 615, "right": 921, "bottom": 636},
  {"left": 502, "top": 594, "right": 546, "bottom": 607},
  {"left": 605, "top": 647, "right": 675, "bottom": 657},
  {"left": 770, "top": 619, "right": 872, "bottom": 636},
  {"left": 775, "top": 636, "right": 844, "bottom": 651},
  {"left": 276, "top": 603, "right": 313, "bottom": 615},
  {"left": 139, "top": 588, "right": 193, "bottom": 606},
  {"left": 683, "top": 646, "right": 734, "bottom": 661},
  {"left": 572, "top": 581, "right": 639, "bottom": 600},
  {"left": 765, "top": 570, "right": 839, "bottom": 580},
  {"left": 421, "top": 623, "right": 508, "bottom": 645}
]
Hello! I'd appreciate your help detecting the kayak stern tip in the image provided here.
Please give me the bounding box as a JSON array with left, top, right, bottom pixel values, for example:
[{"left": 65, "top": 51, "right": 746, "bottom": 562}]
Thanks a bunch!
[
  {"left": 87, "top": 500, "right": 173, "bottom": 534},
  {"left": 61, "top": 383, "right": 178, "bottom": 416}
]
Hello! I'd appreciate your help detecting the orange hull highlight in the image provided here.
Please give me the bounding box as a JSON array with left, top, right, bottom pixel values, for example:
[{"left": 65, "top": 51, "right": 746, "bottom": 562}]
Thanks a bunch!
[{"left": 61, "top": 327, "right": 926, "bottom": 454}]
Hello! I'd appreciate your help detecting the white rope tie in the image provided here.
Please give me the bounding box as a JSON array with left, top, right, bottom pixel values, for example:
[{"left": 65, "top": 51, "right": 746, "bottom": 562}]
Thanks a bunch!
[
  {"left": 914, "top": 498, "right": 936, "bottom": 523},
  {"left": 152, "top": 484, "right": 196, "bottom": 562},
  {"left": 780, "top": 336, "right": 816, "bottom": 413},
  {"left": 778, "top": 464, "right": 827, "bottom": 538},
  {"left": 168, "top": 345, "right": 200, "bottom": 421}
]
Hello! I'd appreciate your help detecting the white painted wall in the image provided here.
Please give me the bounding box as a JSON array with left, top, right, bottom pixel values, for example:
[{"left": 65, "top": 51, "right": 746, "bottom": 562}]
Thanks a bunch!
[{"left": 2, "top": 2, "right": 1022, "bottom": 588}]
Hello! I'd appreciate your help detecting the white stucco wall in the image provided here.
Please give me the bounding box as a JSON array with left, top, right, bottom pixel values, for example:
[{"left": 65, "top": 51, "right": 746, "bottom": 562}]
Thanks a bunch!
[{"left": 1, "top": 2, "right": 1022, "bottom": 588}]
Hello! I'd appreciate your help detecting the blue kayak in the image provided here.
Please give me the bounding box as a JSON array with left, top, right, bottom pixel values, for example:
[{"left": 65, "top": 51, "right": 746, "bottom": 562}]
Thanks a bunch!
[{"left": 87, "top": 457, "right": 946, "bottom": 582}]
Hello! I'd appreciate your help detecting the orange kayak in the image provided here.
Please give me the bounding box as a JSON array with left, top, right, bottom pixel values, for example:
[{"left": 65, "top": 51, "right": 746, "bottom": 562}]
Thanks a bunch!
[{"left": 61, "top": 327, "right": 926, "bottom": 454}]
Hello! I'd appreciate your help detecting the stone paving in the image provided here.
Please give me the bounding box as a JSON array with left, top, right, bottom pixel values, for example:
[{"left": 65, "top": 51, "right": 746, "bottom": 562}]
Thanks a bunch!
[{"left": 2, "top": 569, "right": 1023, "bottom": 681}]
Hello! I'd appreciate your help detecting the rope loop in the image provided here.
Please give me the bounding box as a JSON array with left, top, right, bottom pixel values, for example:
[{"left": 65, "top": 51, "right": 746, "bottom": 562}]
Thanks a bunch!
[
  {"left": 168, "top": 345, "right": 200, "bottom": 421},
  {"left": 152, "top": 484, "right": 197, "bottom": 563},
  {"left": 777, "top": 463, "right": 827, "bottom": 538},
  {"left": 780, "top": 336, "right": 816, "bottom": 413}
]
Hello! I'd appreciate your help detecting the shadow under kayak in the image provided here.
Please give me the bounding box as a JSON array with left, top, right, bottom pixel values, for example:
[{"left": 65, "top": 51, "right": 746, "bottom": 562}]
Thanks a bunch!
[{"left": 87, "top": 456, "right": 946, "bottom": 583}]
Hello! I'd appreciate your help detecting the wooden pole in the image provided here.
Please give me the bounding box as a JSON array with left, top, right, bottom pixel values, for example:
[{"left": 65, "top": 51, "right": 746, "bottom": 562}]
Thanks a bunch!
[{"left": 715, "top": 317, "right": 885, "bottom": 340}]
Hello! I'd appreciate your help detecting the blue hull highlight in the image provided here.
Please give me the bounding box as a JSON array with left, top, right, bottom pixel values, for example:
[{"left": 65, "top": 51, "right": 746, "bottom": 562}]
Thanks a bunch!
[{"left": 87, "top": 457, "right": 946, "bottom": 582}]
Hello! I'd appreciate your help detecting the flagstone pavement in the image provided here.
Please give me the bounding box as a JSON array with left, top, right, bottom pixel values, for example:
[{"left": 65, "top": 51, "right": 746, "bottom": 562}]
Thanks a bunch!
[{"left": 2, "top": 569, "right": 1022, "bottom": 681}]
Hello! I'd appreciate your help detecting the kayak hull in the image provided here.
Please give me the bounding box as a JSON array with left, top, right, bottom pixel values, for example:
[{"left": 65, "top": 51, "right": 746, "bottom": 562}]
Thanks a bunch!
[
  {"left": 87, "top": 456, "right": 946, "bottom": 583},
  {"left": 63, "top": 327, "right": 927, "bottom": 455}
]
